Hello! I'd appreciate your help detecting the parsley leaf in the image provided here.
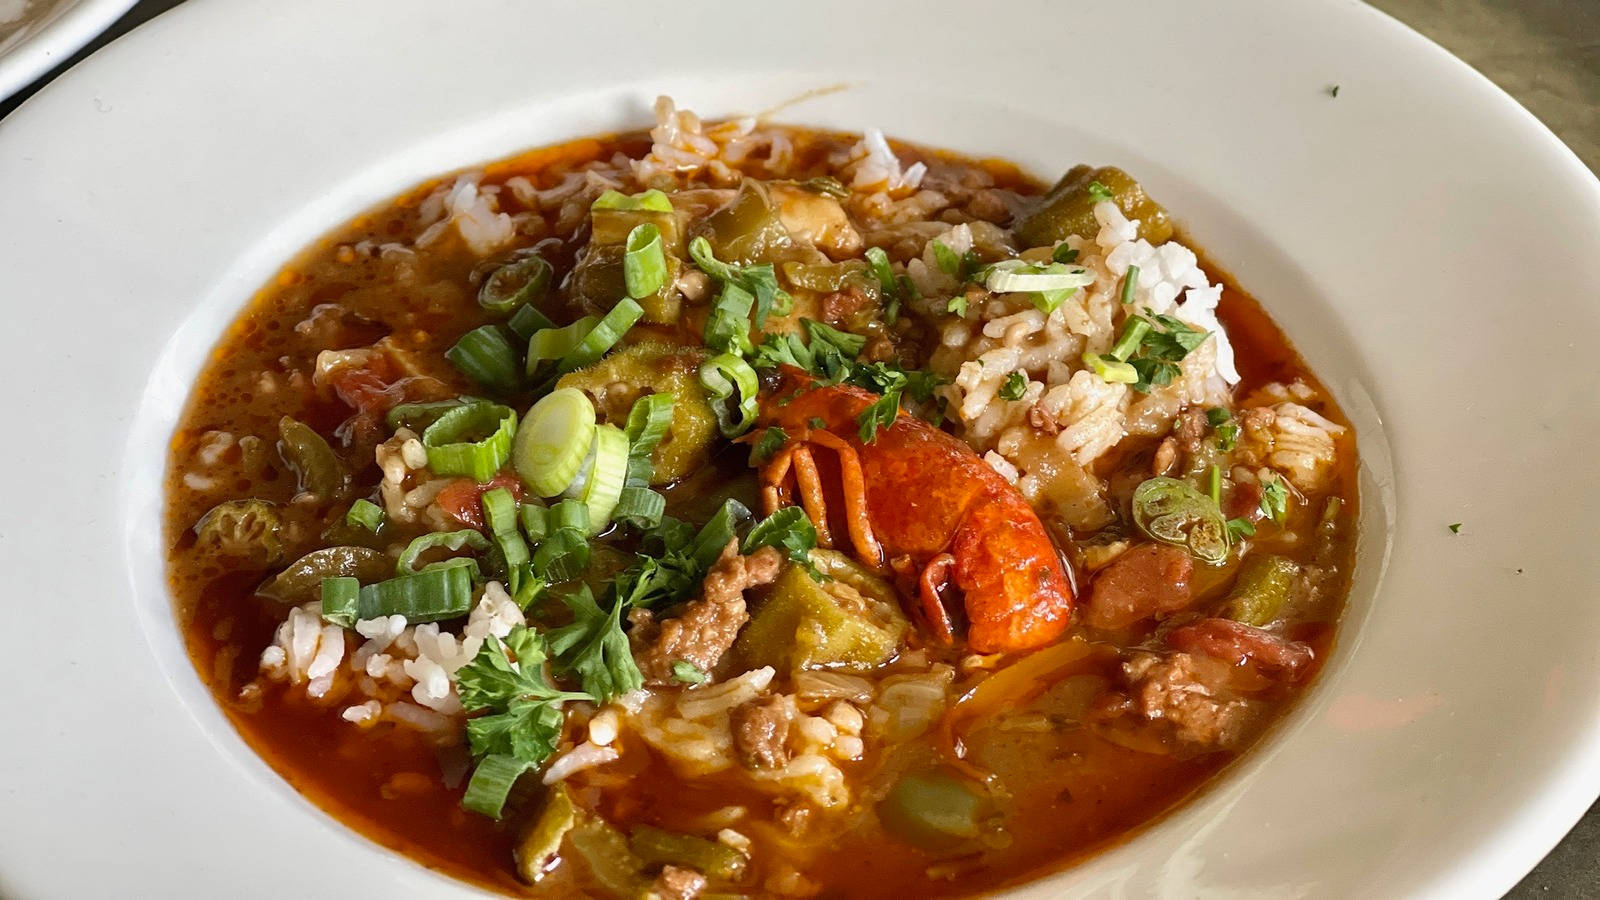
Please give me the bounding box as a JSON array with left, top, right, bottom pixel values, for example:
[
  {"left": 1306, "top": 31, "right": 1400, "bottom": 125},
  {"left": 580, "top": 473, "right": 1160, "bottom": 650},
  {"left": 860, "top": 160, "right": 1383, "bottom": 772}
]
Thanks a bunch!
[
  {"left": 1215, "top": 422, "right": 1240, "bottom": 451},
  {"left": 1087, "top": 181, "right": 1115, "bottom": 202},
  {"left": 1259, "top": 475, "right": 1289, "bottom": 525},
  {"left": 1448, "top": 522, "right": 1462, "bottom": 534},
  {"left": 1052, "top": 245, "right": 1080, "bottom": 265},
  {"left": 688, "top": 237, "right": 792, "bottom": 329},
  {"left": 931, "top": 240, "right": 960, "bottom": 276},
  {"left": 671, "top": 661, "right": 708, "bottom": 685},
  {"left": 1205, "top": 407, "right": 1232, "bottom": 427},
  {"left": 742, "top": 506, "right": 820, "bottom": 576},
  {"left": 546, "top": 587, "right": 643, "bottom": 702},
  {"left": 751, "top": 426, "right": 789, "bottom": 465},
  {"left": 1225, "top": 517, "right": 1257, "bottom": 542},
  {"left": 802, "top": 319, "right": 867, "bottom": 357},
  {"left": 455, "top": 627, "right": 587, "bottom": 713},
  {"left": 946, "top": 294, "right": 968, "bottom": 318},
  {"left": 465, "top": 697, "right": 565, "bottom": 762},
  {"left": 998, "top": 371, "right": 1028, "bottom": 401}
]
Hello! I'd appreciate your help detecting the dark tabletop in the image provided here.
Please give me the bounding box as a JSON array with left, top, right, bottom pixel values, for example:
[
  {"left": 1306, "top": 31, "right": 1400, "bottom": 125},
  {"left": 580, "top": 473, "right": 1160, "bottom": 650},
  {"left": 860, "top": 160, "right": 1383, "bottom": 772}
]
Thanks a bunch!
[{"left": 2, "top": 0, "right": 1596, "bottom": 895}]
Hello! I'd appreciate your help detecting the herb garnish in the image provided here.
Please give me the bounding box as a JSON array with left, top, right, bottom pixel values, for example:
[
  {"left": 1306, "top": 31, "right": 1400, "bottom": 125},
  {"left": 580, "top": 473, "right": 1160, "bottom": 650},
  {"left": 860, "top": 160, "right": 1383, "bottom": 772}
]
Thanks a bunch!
[
  {"left": 999, "top": 371, "right": 1028, "bottom": 402},
  {"left": 1259, "top": 475, "right": 1289, "bottom": 525}
]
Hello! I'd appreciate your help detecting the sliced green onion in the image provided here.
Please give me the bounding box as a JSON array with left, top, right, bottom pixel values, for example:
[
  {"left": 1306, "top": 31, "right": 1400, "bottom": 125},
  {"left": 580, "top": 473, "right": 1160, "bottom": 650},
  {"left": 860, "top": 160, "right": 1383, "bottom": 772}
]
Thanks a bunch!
[
  {"left": 561, "top": 298, "right": 643, "bottom": 373},
  {"left": 525, "top": 316, "right": 596, "bottom": 376},
  {"left": 549, "top": 499, "right": 590, "bottom": 534},
  {"left": 623, "top": 393, "right": 674, "bottom": 457},
  {"left": 422, "top": 402, "right": 518, "bottom": 483},
  {"left": 1108, "top": 317, "right": 1153, "bottom": 362},
  {"left": 1082, "top": 352, "right": 1139, "bottom": 384},
  {"left": 931, "top": 240, "right": 960, "bottom": 276},
  {"left": 1087, "top": 180, "right": 1114, "bottom": 202},
  {"left": 703, "top": 282, "right": 755, "bottom": 355},
  {"left": 345, "top": 499, "right": 385, "bottom": 532},
  {"left": 613, "top": 486, "right": 666, "bottom": 528},
  {"left": 864, "top": 246, "right": 896, "bottom": 296},
  {"left": 482, "top": 488, "right": 519, "bottom": 536},
  {"left": 513, "top": 388, "right": 597, "bottom": 496},
  {"left": 511, "top": 565, "right": 544, "bottom": 608},
  {"left": 321, "top": 577, "right": 361, "bottom": 627},
  {"left": 397, "top": 530, "right": 490, "bottom": 575},
  {"left": 358, "top": 560, "right": 478, "bottom": 622},
  {"left": 623, "top": 224, "right": 668, "bottom": 300},
  {"left": 1209, "top": 465, "right": 1222, "bottom": 506},
  {"left": 532, "top": 528, "right": 590, "bottom": 583},
  {"left": 592, "top": 188, "right": 673, "bottom": 212},
  {"left": 1119, "top": 264, "right": 1141, "bottom": 306},
  {"left": 446, "top": 326, "right": 522, "bottom": 392},
  {"left": 482, "top": 488, "right": 530, "bottom": 580},
  {"left": 689, "top": 498, "right": 751, "bottom": 569},
  {"left": 566, "top": 424, "right": 629, "bottom": 533},
  {"left": 699, "top": 353, "right": 760, "bottom": 438},
  {"left": 507, "top": 303, "right": 556, "bottom": 342},
  {"left": 479, "top": 255, "right": 553, "bottom": 315},
  {"left": 623, "top": 392, "right": 674, "bottom": 489},
  {"left": 520, "top": 504, "right": 550, "bottom": 543},
  {"left": 984, "top": 260, "right": 1096, "bottom": 294},
  {"left": 461, "top": 753, "right": 536, "bottom": 819},
  {"left": 386, "top": 398, "right": 477, "bottom": 434}
]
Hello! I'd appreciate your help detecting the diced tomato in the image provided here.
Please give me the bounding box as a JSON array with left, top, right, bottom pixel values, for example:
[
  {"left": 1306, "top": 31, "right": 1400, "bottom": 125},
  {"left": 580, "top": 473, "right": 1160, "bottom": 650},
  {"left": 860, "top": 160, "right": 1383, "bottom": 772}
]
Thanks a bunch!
[{"left": 434, "top": 472, "right": 526, "bottom": 528}]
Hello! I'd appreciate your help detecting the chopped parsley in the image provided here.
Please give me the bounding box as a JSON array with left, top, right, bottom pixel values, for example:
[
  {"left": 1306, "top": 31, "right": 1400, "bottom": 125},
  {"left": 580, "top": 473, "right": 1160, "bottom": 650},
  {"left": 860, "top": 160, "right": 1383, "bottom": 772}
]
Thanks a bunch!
[
  {"left": 1329, "top": 84, "right": 1341, "bottom": 98},
  {"left": 1259, "top": 475, "right": 1289, "bottom": 525},
  {"left": 847, "top": 362, "right": 938, "bottom": 443},
  {"left": 999, "top": 371, "right": 1029, "bottom": 401},
  {"left": 457, "top": 626, "right": 590, "bottom": 766},
  {"left": 1448, "top": 522, "right": 1462, "bottom": 534},
  {"left": 671, "top": 660, "right": 708, "bottom": 685},
  {"left": 688, "top": 236, "right": 792, "bottom": 328},
  {"left": 1052, "top": 245, "right": 1080, "bottom": 265},
  {"left": 807, "top": 416, "right": 827, "bottom": 430},
  {"left": 931, "top": 240, "right": 960, "bottom": 276},
  {"left": 1087, "top": 180, "right": 1114, "bottom": 203},
  {"left": 546, "top": 587, "right": 643, "bottom": 701},
  {"left": 743, "top": 506, "right": 821, "bottom": 578},
  {"left": 1225, "top": 517, "right": 1257, "bottom": 542},
  {"left": 1109, "top": 309, "right": 1210, "bottom": 393},
  {"left": 750, "top": 426, "right": 788, "bottom": 465},
  {"left": 1207, "top": 407, "right": 1240, "bottom": 451},
  {"left": 946, "top": 294, "right": 968, "bottom": 318}
]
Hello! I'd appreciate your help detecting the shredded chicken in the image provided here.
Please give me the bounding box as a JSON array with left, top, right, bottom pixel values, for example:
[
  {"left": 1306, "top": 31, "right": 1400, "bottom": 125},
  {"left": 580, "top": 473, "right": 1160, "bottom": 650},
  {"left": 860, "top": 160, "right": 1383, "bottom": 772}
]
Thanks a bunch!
[{"left": 634, "top": 541, "right": 783, "bottom": 685}]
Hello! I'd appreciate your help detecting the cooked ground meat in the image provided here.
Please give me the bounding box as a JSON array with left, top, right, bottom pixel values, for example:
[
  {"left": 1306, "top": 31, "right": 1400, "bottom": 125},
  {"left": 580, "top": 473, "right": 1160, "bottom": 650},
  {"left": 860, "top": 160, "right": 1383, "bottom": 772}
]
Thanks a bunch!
[
  {"left": 1123, "top": 651, "right": 1255, "bottom": 750},
  {"left": 1172, "top": 407, "right": 1208, "bottom": 453},
  {"left": 654, "top": 864, "right": 707, "bottom": 900},
  {"left": 1082, "top": 542, "right": 1194, "bottom": 630},
  {"left": 634, "top": 541, "right": 784, "bottom": 685},
  {"left": 820, "top": 286, "right": 871, "bottom": 326},
  {"left": 731, "top": 695, "right": 795, "bottom": 769}
]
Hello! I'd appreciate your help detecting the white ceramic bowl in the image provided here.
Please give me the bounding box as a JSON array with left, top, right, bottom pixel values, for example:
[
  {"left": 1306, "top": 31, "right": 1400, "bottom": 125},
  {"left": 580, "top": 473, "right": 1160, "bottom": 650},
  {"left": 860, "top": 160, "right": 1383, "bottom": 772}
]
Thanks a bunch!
[
  {"left": 0, "top": 0, "right": 133, "bottom": 101},
  {"left": 0, "top": 0, "right": 1595, "bottom": 896}
]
